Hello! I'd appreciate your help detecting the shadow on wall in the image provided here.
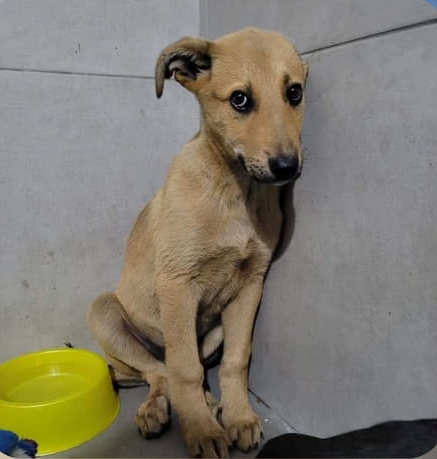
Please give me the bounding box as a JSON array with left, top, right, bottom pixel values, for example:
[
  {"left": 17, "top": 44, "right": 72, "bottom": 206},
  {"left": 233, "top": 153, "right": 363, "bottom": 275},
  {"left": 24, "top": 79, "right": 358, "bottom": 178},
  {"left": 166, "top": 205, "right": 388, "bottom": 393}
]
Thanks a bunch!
[{"left": 273, "top": 181, "right": 296, "bottom": 261}]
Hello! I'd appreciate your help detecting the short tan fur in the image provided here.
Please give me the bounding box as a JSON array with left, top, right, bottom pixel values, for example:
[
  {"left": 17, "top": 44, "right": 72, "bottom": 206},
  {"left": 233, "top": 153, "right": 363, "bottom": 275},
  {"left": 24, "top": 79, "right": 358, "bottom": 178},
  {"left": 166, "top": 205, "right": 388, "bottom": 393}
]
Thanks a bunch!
[{"left": 88, "top": 27, "right": 308, "bottom": 458}]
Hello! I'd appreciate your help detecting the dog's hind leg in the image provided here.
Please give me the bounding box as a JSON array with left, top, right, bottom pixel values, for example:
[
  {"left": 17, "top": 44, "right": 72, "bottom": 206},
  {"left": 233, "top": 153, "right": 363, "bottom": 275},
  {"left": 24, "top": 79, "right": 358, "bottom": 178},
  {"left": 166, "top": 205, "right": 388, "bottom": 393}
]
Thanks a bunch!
[{"left": 87, "top": 293, "right": 171, "bottom": 438}]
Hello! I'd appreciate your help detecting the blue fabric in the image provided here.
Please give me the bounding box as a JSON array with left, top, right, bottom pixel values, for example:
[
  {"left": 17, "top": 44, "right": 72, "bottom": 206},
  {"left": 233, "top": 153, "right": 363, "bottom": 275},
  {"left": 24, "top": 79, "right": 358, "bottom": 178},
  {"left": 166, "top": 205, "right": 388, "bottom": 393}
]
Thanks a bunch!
[
  {"left": 0, "top": 429, "right": 19, "bottom": 454},
  {"left": 0, "top": 429, "right": 37, "bottom": 457},
  {"left": 16, "top": 439, "right": 38, "bottom": 457}
]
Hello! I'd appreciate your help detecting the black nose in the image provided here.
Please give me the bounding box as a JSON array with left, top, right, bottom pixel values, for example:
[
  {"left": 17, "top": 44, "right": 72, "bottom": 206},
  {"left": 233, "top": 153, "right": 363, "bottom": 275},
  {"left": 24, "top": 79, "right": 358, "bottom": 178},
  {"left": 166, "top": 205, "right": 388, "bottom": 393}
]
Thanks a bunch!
[{"left": 268, "top": 155, "right": 300, "bottom": 181}]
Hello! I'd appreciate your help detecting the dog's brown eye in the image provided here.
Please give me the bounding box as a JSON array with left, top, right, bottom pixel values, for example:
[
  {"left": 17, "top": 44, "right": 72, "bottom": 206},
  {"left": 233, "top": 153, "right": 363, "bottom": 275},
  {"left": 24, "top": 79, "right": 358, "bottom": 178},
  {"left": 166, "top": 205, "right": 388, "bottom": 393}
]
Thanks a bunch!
[
  {"left": 287, "top": 84, "right": 303, "bottom": 106},
  {"left": 230, "top": 91, "right": 252, "bottom": 113}
]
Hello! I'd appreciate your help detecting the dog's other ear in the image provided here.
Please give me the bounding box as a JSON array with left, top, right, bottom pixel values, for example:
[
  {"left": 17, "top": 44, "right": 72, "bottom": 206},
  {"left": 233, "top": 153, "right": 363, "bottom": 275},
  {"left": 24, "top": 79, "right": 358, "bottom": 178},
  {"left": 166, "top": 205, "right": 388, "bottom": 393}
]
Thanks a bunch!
[
  {"left": 155, "top": 37, "right": 212, "bottom": 98},
  {"left": 302, "top": 61, "right": 309, "bottom": 86}
]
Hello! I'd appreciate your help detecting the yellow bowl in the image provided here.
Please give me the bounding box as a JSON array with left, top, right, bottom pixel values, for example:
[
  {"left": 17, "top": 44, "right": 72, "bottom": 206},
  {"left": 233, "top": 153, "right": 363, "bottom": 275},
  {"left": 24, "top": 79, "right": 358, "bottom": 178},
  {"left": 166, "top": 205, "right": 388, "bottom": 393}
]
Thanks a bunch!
[{"left": 0, "top": 348, "right": 120, "bottom": 455}]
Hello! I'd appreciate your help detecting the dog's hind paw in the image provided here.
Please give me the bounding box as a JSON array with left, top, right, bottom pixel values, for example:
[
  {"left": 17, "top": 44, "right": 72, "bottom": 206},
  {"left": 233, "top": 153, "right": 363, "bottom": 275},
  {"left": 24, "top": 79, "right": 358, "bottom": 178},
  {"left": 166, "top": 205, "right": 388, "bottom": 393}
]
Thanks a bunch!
[{"left": 135, "top": 394, "right": 171, "bottom": 439}]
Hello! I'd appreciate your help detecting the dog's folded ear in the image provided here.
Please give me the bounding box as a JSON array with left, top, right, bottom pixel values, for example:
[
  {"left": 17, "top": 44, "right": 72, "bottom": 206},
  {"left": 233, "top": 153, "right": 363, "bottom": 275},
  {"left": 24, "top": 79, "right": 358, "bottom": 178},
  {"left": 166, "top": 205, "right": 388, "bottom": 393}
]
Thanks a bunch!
[{"left": 155, "top": 37, "right": 212, "bottom": 98}]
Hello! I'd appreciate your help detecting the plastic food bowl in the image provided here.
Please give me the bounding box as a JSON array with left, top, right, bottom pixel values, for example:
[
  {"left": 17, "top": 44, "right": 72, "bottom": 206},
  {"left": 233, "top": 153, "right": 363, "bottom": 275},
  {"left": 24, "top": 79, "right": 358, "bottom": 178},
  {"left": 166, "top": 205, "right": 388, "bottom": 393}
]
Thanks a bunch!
[{"left": 0, "top": 348, "right": 120, "bottom": 455}]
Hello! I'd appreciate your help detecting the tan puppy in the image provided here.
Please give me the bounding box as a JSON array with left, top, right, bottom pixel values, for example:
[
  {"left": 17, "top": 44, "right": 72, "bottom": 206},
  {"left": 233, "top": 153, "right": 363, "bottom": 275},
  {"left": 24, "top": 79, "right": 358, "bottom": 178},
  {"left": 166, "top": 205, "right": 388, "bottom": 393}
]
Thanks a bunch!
[{"left": 87, "top": 27, "right": 308, "bottom": 458}]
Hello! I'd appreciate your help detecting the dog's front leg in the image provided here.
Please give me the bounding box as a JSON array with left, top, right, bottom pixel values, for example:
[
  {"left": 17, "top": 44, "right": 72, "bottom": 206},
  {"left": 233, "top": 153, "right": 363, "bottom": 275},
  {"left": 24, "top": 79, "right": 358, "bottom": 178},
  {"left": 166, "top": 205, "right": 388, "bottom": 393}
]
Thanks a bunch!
[
  {"left": 219, "top": 278, "right": 264, "bottom": 452},
  {"left": 158, "top": 278, "right": 230, "bottom": 457}
]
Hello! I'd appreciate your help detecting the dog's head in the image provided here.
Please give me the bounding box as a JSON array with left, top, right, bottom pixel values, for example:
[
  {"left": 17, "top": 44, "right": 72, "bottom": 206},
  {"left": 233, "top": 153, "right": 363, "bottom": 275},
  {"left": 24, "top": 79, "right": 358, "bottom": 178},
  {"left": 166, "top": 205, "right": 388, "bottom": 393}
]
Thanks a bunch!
[{"left": 155, "top": 27, "right": 309, "bottom": 184}]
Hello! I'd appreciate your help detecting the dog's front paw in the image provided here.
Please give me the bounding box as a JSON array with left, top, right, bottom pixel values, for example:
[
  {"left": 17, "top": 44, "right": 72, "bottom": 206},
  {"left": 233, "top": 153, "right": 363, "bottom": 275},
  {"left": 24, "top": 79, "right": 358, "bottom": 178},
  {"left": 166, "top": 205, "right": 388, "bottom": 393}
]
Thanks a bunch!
[
  {"left": 222, "top": 409, "right": 262, "bottom": 452},
  {"left": 182, "top": 417, "right": 230, "bottom": 458},
  {"left": 136, "top": 394, "right": 171, "bottom": 439}
]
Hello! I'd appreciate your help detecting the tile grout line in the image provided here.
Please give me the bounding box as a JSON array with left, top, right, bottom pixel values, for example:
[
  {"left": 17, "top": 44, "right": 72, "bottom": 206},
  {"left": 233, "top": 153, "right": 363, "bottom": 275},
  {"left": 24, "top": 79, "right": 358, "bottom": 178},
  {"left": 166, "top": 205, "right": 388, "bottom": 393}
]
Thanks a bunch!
[
  {"left": 0, "top": 67, "right": 155, "bottom": 79},
  {"left": 248, "top": 388, "right": 301, "bottom": 434},
  {"left": 0, "top": 17, "right": 436, "bottom": 79},
  {"left": 300, "top": 17, "right": 437, "bottom": 57}
]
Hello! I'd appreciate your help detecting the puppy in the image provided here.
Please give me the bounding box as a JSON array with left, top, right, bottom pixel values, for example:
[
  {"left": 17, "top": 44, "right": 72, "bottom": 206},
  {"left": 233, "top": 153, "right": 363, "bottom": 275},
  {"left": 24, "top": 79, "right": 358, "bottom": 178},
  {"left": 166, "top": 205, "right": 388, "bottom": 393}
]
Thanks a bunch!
[{"left": 87, "top": 27, "right": 309, "bottom": 458}]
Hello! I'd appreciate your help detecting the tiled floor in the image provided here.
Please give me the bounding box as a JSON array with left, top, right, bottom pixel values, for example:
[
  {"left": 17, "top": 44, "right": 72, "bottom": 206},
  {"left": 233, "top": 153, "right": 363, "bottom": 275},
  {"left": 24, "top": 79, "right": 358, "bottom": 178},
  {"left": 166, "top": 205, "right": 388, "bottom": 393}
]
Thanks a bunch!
[{"left": 49, "top": 368, "right": 296, "bottom": 458}]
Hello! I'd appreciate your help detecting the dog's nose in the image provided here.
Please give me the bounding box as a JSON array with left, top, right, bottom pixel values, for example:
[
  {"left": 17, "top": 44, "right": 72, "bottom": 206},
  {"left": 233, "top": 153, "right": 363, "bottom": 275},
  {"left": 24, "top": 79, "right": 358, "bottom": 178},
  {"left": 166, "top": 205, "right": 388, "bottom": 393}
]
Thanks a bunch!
[{"left": 268, "top": 155, "right": 300, "bottom": 181}]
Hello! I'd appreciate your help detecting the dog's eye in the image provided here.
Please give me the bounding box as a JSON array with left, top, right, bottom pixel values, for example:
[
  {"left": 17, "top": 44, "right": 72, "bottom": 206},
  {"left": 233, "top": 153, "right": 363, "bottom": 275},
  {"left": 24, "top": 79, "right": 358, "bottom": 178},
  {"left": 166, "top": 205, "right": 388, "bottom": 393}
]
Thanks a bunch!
[
  {"left": 230, "top": 91, "right": 252, "bottom": 113},
  {"left": 287, "top": 84, "right": 303, "bottom": 106}
]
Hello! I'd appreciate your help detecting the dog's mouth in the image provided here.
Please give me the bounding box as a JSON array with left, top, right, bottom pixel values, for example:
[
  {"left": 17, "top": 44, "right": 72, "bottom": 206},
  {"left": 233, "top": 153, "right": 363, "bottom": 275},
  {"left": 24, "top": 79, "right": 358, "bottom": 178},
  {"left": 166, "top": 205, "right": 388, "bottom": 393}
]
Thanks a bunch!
[{"left": 236, "top": 154, "right": 271, "bottom": 183}]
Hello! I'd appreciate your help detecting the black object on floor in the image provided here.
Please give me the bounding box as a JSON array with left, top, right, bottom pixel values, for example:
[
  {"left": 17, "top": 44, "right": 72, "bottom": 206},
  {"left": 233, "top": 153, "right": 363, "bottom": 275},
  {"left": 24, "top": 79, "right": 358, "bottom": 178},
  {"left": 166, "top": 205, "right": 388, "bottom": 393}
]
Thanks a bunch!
[{"left": 256, "top": 419, "right": 437, "bottom": 457}]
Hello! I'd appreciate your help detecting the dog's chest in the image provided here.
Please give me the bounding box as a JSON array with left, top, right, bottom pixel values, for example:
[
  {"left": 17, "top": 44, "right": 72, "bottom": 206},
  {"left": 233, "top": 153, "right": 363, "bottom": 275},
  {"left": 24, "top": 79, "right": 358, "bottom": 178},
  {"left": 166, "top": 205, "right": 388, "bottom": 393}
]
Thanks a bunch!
[
  {"left": 195, "top": 239, "right": 261, "bottom": 335},
  {"left": 186, "top": 181, "right": 282, "bottom": 337},
  {"left": 195, "top": 213, "right": 277, "bottom": 335}
]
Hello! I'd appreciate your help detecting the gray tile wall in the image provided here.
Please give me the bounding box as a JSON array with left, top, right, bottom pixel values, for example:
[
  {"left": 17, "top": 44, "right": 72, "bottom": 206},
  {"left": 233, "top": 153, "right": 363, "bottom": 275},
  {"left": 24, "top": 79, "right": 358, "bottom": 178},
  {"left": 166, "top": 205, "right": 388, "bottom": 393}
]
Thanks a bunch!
[
  {"left": 0, "top": 72, "right": 199, "bottom": 356},
  {"left": 0, "top": 0, "right": 200, "bottom": 359},
  {"left": 1, "top": 0, "right": 436, "bottom": 439},
  {"left": 201, "top": 0, "right": 437, "bottom": 51},
  {"left": 0, "top": 0, "right": 199, "bottom": 76}
]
